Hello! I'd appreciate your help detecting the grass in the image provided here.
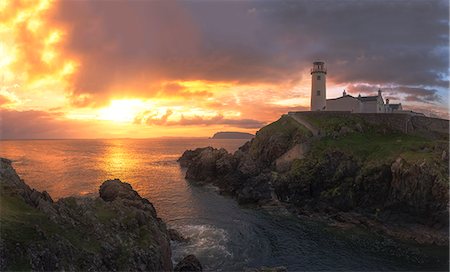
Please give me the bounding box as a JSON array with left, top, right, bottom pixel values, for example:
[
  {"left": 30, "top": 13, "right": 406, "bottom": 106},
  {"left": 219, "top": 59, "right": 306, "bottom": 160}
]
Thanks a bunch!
[
  {"left": 0, "top": 187, "right": 102, "bottom": 255},
  {"left": 257, "top": 115, "right": 312, "bottom": 137},
  {"left": 93, "top": 198, "right": 115, "bottom": 223},
  {"left": 0, "top": 193, "right": 48, "bottom": 242},
  {"left": 310, "top": 131, "right": 443, "bottom": 164},
  {"left": 302, "top": 114, "right": 367, "bottom": 133},
  {"left": 250, "top": 115, "right": 312, "bottom": 157}
]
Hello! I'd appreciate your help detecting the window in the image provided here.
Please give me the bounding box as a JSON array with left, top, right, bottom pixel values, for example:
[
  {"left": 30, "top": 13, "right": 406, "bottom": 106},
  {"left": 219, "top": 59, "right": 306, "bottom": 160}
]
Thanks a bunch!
[
  {"left": 317, "top": 90, "right": 320, "bottom": 96},
  {"left": 317, "top": 75, "right": 321, "bottom": 80}
]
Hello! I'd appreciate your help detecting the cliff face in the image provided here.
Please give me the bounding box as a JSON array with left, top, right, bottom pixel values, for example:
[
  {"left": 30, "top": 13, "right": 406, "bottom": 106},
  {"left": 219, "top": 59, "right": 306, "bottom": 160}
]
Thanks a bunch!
[
  {"left": 0, "top": 158, "right": 173, "bottom": 271},
  {"left": 178, "top": 114, "right": 449, "bottom": 245}
]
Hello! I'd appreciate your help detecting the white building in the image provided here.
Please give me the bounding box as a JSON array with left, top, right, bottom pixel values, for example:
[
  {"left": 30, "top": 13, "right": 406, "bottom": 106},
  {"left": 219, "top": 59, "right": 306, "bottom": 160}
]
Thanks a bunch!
[{"left": 310, "top": 61, "right": 403, "bottom": 113}]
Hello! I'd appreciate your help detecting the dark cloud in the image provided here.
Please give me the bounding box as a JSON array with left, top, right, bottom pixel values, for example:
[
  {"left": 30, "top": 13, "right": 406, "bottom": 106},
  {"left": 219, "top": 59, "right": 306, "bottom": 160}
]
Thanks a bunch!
[
  {"left": 0, "top": 109, "right": 95, "bottom": 139},
  {"left": 48, "top": 0, "right": 448, "bottom": 106},
  {"left": 395, "top": 86, "right": 441, "bottom": 104},
  {"left": 346, "top": 84, "right": 442, "bottom": 104},
  {"left": 258, "top": 0, "right": 449, "bottom": 88}
]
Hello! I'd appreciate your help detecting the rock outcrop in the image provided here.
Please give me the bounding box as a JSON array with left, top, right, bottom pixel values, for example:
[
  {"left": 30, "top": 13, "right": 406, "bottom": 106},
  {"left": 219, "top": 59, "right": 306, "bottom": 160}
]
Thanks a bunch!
[
  {"left": 173, "top": 255, "right": 202, "bottom": 272},
  {"left": 178, "top": 114, "right": 449, "bottom": 245},
  {"left": 0, "top": 158, "right": 201, "bottom": 271}
]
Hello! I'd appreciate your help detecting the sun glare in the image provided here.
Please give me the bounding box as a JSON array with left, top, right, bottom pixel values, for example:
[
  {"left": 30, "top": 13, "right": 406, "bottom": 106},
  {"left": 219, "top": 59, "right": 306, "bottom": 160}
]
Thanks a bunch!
[{"left": 97, "top": 99, "right": 148, "bottom": 123}]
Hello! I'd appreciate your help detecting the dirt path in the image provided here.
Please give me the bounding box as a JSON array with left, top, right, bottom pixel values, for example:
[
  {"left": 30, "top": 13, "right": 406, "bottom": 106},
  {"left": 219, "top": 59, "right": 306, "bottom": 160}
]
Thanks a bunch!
[{"left": 288, "top": 112, "right": 320, "bottom": 136}]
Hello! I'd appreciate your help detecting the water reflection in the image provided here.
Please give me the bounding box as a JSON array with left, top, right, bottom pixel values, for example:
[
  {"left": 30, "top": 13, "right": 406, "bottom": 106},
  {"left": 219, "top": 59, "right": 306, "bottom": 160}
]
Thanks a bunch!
[{"left": 0, "top": 138, "right": 246, "bottom": 201}]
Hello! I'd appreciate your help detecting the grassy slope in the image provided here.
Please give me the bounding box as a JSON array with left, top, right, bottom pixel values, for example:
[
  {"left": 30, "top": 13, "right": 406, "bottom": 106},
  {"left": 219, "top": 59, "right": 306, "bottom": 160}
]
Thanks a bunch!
[
  {"left": 249, "top": 115, "right": 312, "bottom": 157},
  {"left": 301, "top": 114, "right": 446, "bottom": 164}
]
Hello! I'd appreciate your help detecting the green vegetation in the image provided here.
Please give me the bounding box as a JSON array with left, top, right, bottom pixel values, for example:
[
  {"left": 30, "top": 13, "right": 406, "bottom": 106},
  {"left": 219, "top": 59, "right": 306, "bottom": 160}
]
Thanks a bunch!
[
  {"left": 257, "top": 115, "right": 312, "bottom": 137},
  {"left": 0, "top": 188, "right": 102, "bottom": 255},
  {"left": 0, "top": 192, "right": 48, "bottom": 243},
  {"left": 249, "top": 115, "right": 312, "bottom": 159},
  {"left": 297, "top": 113, "right": 446, "bottom": 164},
  {"left": 310, "top": 132, "right": 442, "bottom": 164},
  {"left": 302, "top": 114, "right": 366, "bottom": 133},
  {"left": 93, "top": 198, "right": 115, "bottom": 223}
]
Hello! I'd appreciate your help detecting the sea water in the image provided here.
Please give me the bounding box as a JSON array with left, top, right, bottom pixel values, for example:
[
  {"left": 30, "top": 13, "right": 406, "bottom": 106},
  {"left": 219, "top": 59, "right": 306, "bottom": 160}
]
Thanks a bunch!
[{"left": 0, "top": 138, "right": 448, "bottom": 271}]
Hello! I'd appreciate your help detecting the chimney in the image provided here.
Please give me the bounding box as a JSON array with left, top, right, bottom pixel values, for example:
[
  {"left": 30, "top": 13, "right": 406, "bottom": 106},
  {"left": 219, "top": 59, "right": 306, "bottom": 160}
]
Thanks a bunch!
[{"left": 386, "top": 99, "right": 390, "bottom": 104}]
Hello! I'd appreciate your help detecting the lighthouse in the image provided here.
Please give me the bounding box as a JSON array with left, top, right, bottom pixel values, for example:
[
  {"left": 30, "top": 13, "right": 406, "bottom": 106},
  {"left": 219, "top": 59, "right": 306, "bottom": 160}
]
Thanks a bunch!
[{"left": 310, "top": 61, "right": 327, "bottom": 111}]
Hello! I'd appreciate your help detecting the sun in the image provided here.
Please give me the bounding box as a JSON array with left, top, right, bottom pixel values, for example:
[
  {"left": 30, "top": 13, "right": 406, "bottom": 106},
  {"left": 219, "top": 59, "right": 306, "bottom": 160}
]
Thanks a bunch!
[{"left": 97, "top": 99, "right": 147, "bottom": 123}]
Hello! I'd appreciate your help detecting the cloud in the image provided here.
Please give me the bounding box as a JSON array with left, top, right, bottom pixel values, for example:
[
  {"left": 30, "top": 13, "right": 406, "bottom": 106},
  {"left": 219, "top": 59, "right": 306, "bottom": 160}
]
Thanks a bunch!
[
  {"left": 175, "top": 115, "right": 265, "bottom": 129},
  {"left": 45, "top": 0, "right": 448, "bottom": 105},
  {"left": 346, "top": 84, "right": 442, "bottom": 104},
  {"left": 134, "top": 109, "right": 265, "bottom": 129},
  {"left": 258, "top": 0, "right": 449, "bottom": 88},
  {"left": 157, "top": 83, "right": 212, "bottom": 98},
  {"left": 0, "top": 109, "right": 94, "bottom": 139},
  {"left": 0, "top": 95, "right": 12, "bottom": 106},
  {"left": 395, "top": 87, "right": 441, "bottom": 104}
]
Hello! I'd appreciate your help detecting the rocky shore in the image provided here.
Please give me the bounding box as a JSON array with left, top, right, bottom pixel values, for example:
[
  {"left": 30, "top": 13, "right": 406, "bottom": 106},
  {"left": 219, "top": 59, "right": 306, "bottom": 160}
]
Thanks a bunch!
[
  {"left": 0, "top": 158, "right": 201, "bottom": 271},
  {"left": 178, "top": 114, "right": 449, "bottom": 246}
]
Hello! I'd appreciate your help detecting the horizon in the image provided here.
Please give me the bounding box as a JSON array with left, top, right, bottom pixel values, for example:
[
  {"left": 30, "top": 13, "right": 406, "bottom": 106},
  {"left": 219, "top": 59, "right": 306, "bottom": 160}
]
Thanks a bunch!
[{"left": 1, "top": 0, "right": 449, "bottom": 139}]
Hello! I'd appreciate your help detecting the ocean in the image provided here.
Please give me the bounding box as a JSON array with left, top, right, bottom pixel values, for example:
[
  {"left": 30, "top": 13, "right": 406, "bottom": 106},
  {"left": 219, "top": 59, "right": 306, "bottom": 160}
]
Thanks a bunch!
[{"left": 0, "top": 138, "right": 447, "bottom": 271}]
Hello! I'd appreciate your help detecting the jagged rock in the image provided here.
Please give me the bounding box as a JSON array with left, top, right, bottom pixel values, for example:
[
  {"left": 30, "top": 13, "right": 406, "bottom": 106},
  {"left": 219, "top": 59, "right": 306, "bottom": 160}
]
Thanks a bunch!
[
  {"left": 174, "top": 254, "right": 202, "bottom": 272},
  {"left": 0, "top": 158, "right": 53, "bottom": 209},
  {"left": 237, "top": 173, "right": 273, "bottom": 204},
  {"left": 168, "top": 228, "right": 189, "bottom": 243},
  {"left": 99, "top": 179, "right": 141, "bottom": 202},
  {"left": 178, "top": 114, "right": 449, "bottom": 245},
  {"left": 388, "top": 157, "right": 449, "bottom": 226},
  {"left": 178, "top": 149, "right": 201, "bottom": 168},
  {"left": 0, "top": 158, "right": 173, "bottom": 271},
  {"left": 182, "top": 147, "right": 231, "bottom": 183}
]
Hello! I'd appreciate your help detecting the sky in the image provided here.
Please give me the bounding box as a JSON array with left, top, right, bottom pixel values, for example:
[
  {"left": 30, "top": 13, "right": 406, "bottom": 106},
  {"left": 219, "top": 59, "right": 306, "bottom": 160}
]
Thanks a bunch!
[{"left": 0, "top": 0, "right": 448, "bottom": 139}]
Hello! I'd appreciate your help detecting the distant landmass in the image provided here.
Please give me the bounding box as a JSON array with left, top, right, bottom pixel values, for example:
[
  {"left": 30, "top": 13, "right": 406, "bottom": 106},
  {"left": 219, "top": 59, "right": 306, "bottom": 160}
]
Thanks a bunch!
[{"left": 211, "top": 132, "right": 254, "bottom": 139}]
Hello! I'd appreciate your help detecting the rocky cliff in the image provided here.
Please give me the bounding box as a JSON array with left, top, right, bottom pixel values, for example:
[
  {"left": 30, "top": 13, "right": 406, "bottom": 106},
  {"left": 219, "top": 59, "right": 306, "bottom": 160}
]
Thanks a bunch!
[
  {"left": 0, "top": 158, "right": 200, "bottom": 271},
  {"left": 178, "top": 114, "right": 449, "bottom": 246}
]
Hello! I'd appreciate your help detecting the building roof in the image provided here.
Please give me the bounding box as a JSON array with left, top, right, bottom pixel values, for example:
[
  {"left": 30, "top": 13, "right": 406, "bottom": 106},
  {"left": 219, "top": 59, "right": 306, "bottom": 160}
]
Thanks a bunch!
[
  {"left": 357, "top": 95, "right": 378, "bottom": 102},
  {"left": 326, "top": 94, "right": 357, "bottom": 101},
  {"left": 386, "top": 103, "right": 402, "bottom": 110}
]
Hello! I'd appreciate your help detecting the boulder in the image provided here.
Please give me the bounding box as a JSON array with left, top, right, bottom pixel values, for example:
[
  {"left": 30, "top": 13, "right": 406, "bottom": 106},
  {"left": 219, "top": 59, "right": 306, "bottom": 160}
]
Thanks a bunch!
[
  {"left": 168, "top": 228, "right": 189, "bottom": 243},
  {"left": 99, "top": 179, "right": 140, "bottom": 202},
  {"left": 174, "top": 255, "right": 202, "bottom": 272},
  {"left": 184, "top": 147, "right": 231, "bottom": 182}
]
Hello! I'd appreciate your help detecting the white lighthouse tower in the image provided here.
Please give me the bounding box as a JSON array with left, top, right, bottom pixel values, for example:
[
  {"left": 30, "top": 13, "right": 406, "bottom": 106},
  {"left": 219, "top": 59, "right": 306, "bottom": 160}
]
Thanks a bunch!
[{"left": 310, "top": 61, "right": 327, "bottom": 111}]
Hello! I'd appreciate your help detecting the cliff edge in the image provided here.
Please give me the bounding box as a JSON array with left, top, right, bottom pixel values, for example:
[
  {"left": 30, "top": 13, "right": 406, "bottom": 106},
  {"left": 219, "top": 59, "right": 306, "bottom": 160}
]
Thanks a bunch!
[
  {"left": 0, "top": 158, "right": 199, "bottom": 271},
  {"left": 179, "top": 114, "right": 449, "bottom": 246}
]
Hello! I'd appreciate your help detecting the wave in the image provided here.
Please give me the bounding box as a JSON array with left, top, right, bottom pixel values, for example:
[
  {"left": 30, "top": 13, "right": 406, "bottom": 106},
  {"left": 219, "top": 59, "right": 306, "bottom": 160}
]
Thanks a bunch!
[{"left": 171, "top": 224, "right": 232, "bottom": 270}]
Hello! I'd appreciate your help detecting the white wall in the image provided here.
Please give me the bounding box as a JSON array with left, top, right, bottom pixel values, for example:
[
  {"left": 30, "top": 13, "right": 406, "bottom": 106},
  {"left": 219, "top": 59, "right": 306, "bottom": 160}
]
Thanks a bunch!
[
  {"left": 311, "top": 72, "right": 326, "bottom": 111},
  {"left": 360, "top": 101, "right": 377, "bottom": 113},
  {"left": 326, "top": 96, "right": 361, "bottom": 112}
]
